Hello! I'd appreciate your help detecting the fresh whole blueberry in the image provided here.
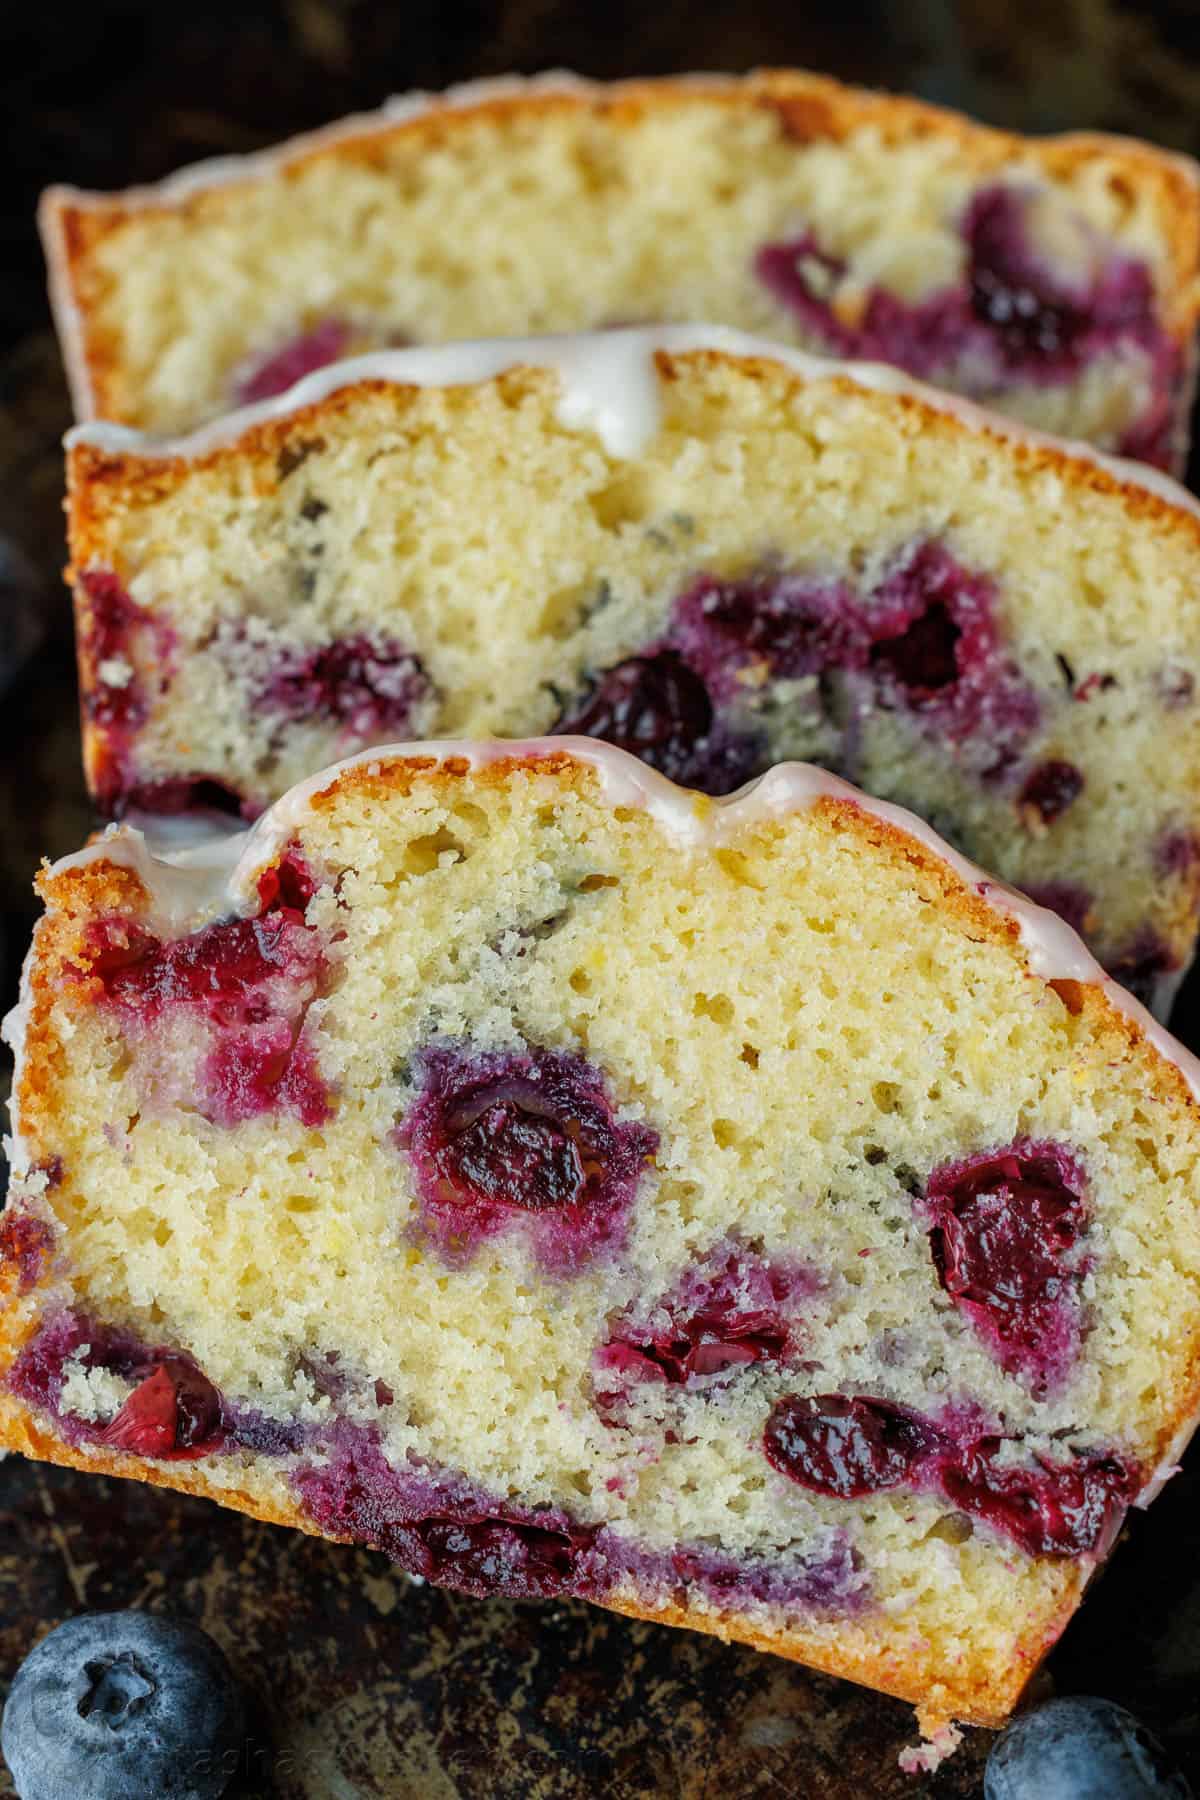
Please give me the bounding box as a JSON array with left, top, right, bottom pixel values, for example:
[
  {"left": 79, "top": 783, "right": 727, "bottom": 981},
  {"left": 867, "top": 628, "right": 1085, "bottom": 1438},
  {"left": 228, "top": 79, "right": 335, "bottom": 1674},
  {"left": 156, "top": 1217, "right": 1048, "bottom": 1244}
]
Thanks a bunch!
[
  {"left": 985, "top": 1696, "right": 1191, "bottom": 1799},
  {"left": 2, "top": 1611, "right": 244, "bottom": 1799}
]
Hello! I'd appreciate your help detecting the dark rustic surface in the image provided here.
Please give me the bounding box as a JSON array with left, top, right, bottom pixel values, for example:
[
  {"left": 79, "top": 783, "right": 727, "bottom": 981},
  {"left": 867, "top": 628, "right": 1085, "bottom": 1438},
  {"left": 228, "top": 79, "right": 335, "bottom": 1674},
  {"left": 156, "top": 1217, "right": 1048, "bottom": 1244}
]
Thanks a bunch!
[{"left": 5, "top": 4, "right": 1200, "bottom": 1794}]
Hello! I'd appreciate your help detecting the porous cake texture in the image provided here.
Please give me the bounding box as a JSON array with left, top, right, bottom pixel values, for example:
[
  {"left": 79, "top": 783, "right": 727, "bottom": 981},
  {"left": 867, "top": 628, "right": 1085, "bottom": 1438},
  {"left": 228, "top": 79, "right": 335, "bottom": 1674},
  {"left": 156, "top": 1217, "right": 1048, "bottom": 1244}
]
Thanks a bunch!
[
  {"left": 3, "top": 742, "right": 1200, "bottom": 1736},
  {"left": 40, "top": 72, "right": 1200, "bottom": 467},
  {"left": 66, "top": 329, "right": 1200, "bottom": 1012}
]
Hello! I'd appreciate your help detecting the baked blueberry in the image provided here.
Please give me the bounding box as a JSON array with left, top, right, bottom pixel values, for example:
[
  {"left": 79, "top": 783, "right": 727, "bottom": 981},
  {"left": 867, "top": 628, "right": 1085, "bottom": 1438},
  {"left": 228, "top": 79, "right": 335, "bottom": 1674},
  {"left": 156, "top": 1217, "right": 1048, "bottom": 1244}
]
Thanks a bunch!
[
  {"left": 234, "top": 317, "right": 352, "bottom": 404},
  {"left": 2, "top": 1612, "right": 244, "bottom": 1800},
  {"left": 985, "top": 1696, "right": 1191, "bottom": 1799}
]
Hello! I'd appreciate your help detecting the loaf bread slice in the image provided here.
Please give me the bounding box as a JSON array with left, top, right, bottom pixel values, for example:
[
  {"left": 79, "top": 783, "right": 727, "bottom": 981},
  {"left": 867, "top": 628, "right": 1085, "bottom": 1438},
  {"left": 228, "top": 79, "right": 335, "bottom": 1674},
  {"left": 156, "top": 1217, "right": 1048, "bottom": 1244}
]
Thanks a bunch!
[
  {"left": 4, "top": 740, "right": 1200, "bottom": 1736},
  {"left": 40, "top": 70, "right": 1200, "bottom": 465}
]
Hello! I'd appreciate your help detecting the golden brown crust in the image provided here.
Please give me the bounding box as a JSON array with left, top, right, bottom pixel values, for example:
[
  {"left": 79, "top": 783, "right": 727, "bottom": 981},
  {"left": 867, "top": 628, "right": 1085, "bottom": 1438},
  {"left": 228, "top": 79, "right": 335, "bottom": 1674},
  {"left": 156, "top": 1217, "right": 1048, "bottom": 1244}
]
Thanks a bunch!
[
  {"left": 40, "top": 69, "right": 1200, "bottom": 426},
  {"left": 12, "top": 859, "right": 157, "bottom": 1167}
]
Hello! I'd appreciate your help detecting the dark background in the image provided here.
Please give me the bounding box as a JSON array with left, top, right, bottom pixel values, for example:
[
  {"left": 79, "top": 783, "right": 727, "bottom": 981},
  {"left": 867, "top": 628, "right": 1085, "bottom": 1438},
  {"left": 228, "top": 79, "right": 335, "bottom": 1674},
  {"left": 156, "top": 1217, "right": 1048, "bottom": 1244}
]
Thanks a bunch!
[{"left": 6, "top": 4, "right": 1200, "bottom": 1794}]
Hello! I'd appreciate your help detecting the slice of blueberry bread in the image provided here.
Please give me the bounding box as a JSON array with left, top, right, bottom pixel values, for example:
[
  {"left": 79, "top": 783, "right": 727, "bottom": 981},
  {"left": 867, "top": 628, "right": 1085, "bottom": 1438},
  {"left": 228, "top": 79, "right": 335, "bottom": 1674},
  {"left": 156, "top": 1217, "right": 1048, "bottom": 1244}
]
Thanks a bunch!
[
  {"left": 3, "top": 739, "right": 1200, "bottom": 1736},
  {"left": 66, "top": 328, "right": 1200, "bottom": 1011},
  {"left": 41, "top": 71, "right": 1200, "bottom": 465}
]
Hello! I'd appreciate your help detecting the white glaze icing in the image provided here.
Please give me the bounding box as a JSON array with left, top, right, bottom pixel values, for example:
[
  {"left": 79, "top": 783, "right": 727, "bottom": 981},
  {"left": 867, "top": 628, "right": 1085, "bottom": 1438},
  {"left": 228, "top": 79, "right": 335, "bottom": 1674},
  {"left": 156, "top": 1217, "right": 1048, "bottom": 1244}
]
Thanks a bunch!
[
  {"left": 46, "top": 817, "right": 257, "bottom": 933},
  {"left": 17, "top": 737, "right": 1200, "bottom": 1110},
  {"left": 64, "top": 324, "right": 1200, "bottom": 527}
]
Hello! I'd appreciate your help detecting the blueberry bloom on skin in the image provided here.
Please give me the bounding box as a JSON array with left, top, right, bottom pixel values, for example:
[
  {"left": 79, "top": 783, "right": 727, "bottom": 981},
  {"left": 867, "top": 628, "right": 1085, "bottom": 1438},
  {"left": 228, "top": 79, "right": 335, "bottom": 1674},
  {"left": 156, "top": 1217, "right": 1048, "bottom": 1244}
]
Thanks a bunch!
[{"left": 2, "top": 1611, "right": 245, "bottom": 1800}]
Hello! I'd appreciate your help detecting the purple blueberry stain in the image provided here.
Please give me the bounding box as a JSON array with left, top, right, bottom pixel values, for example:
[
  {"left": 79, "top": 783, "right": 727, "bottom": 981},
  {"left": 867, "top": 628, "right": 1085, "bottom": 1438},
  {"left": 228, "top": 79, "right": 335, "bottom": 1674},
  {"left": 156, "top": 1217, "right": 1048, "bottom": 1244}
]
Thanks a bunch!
[
  {"left": 755, "top": 183, "right": 1177, "bottom": 467},
  {"left": 594, "top": 1238, "right": 822, "bottom": 1416},
  {"left": 75, "top": 575, "right": 257, "bottom": 823},
  {"left": 112, "top": 776, "right": 257, "bottom": 822},
  {"left": 80, "top": 870, "right": 334, "bottom": 1131},
  {"left": 1023, "top": 882, "right": 1095, "bottom": 939},
  {"left": 764, "top": 1391, "right": 1139, "bottom": 1558},
  {"left": 1156, "top": 829, "right": 1200, "bottom": 879},
  {"left": 921, "top": 1140, "right": 1090, "bottom": 1395},
  {"left": 78, "top": 570, "right": 179, "bottom": 816},
  {"left": 293, "top": 1423, "right": 600, "bottom": 1599},
  {"left": 1108, "top": 932, "right": 1180, "bottom": 1011},
  {"left": 666, "top": 1534, "right": 867, "bottom": 1618},
  {"left": 967, "top": 185, "right": 1078, "bottom": 363},
  {"left": 292, "top": 1418, "right": 868, "bottom": 1614},
  {"left": 868, "top": 597, "right": 960, "bottom": 695},
  {"left": 553, "top": 539, "right": 1038, "bottom": 796},
  {"left": 864, "top": 542, "right": 1039, "bottom": 767},
  {"left": 6, "top": 1310, "right": 303, "bottom": 1462},
  {"left": 79, "top": 571, "right": 168, "bottom": 737},
  {"left": 257, "top": 633, "right": 431, "bottom": 746},
  {"left": 234, "top": 318, "right": 353, "bottom": 406},
  {"left": 754, "top": 233, "right": 967, "bottom": 378},
  {"left": 754, "top": 233, "right": 857, "bottom": 356},
  {"left": 0, "top": 1209, "right": 55, "bottom": 1293},
  {"left": 668, "top": 567, "right": 863, "bottom": 701},
  {"left": 396, "top": 1043, "right": 659, "bottom": 1274},
  {"left": 961, "top": 184, "right": 1158, "bottom": 378},
  {"left": 1018, "top": 759, "right": 1085, "bottom": 827},
  {"left": 550, "top": 650, "right": 761, "bottom": 792}
]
